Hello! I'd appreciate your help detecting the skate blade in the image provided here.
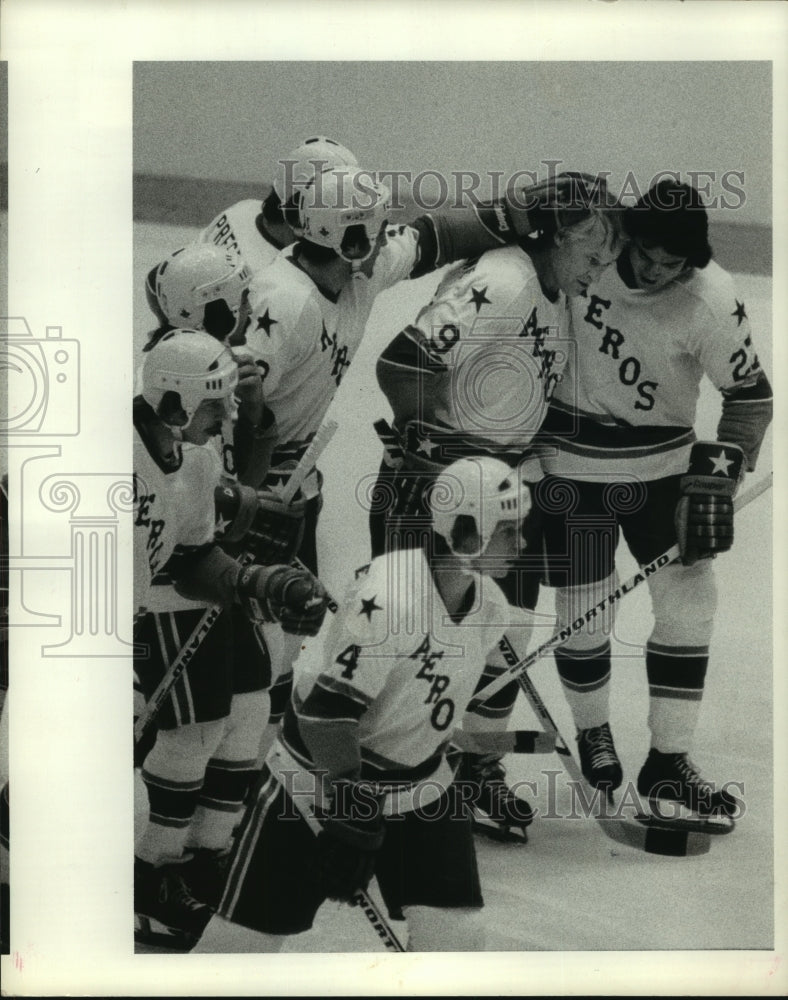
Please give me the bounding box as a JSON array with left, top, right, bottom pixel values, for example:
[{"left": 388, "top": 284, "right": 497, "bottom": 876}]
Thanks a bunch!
[
  {"left": 635, "top": 804, "right": 735, "bottom": 836},
  {"left": 472, "top": 812, "right": 529, "bottom": 844},
  {"left": 134, "top": 912, "right": 199, "bottom": 952}
]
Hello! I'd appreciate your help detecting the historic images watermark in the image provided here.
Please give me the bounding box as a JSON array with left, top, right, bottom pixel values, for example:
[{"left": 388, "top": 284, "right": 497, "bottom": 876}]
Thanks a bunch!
[
  {"left": 271, "top": 766, "right": 747, "bottom": 824},
  {"left": 1, "top": 316, "right": 134, "bottom": 657},
  {"left": 281, "top": 158, "right": 748, "bottom": 212}
]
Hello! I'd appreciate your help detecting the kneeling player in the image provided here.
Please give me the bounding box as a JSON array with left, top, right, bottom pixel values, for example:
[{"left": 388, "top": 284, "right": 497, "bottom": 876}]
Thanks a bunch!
[
  {"left": 133, "top": 330, "right": 329, "bottom": 950},
  {"left": 194, "top": 456, "right": 537, "bottom": 952}
]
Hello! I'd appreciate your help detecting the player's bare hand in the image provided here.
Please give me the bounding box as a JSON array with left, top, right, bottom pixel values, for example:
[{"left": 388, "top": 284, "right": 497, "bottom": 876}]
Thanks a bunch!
[{"left": 234, "top": 352, "right": 265, "bottom": 426}]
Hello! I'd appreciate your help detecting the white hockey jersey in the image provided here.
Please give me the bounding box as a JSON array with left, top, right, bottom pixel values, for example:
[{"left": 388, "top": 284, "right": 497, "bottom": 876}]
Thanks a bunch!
[
  {"left": 242, "top": 225, "right": 423, "bottom": 488},
  {"left": 378, "top": 245, "right": 569, "bottom": 454},
  {"left": 544, "top": 258, "right": 763, "bottom": 480},
  {"left": 286, "top": 547, "right": 534, "bottom": 811},
  {"left": 133, "top": 410, "right": 223, "bottom": 617},
  {"left": 199, "top": 199, "right": 285, "bottom": 276}
]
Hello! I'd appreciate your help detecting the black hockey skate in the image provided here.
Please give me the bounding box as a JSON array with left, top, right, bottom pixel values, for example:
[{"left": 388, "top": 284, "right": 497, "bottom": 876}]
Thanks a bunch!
[
  {"left": 457, "top": 753, "right": 534, "bottom": 843},
  {"left": 635, "top": 749, "right": 740, "bottom": 835},
  {"left": 181, "top": 846, "right": 233, "bottom": 908},
  {"left": 576, "top": 723, "right": 623, "bottom": 800},
  {"left": 134, "top": 857, "right": 213, "bottom": 952}
]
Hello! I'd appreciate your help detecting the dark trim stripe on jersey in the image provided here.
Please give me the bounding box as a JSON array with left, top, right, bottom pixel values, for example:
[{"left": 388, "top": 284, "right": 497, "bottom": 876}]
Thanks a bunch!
[{"left": 540, "top": 402, "right": 695, "bottom": 459}]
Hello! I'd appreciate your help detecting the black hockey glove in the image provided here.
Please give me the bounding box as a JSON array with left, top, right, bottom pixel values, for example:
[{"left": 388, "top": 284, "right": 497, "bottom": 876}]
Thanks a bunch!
[
  {"left": 313, "top": 780, "right": 386, "bottom": 903},
  {"left": 215, "top": 484, "right": 306, "bottom": 564},
  {"left": 247, "top": 489, "right": 306, "bottom": 565},
  {"left": 236, "top": 563, "right": 329, "bottom": 635},
  {"left": 675, "top": 441, "right": 745, "bottom": 566},
  {"left": 506, "top": 171, "right": 609, "bottom": 239}
]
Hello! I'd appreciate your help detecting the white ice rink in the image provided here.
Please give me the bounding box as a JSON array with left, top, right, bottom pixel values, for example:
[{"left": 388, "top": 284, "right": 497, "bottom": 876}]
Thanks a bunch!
[{"left": 134, "top": 222, "right": 774, "bottom": 953}]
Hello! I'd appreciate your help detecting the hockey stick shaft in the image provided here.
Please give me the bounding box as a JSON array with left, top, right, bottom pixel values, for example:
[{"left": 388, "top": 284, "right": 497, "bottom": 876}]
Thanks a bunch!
[
  {"left": 468, "top": 470, "right": 772, "bottom": 712},
  {"left": 280, "top": 420, "right": 338, "bottom": 504},
  {"left": 134, "top": 420, "right": 340, "bottom": 743},
  {"left": 451, "top": 728, "right": 556, "bottom": 755}
]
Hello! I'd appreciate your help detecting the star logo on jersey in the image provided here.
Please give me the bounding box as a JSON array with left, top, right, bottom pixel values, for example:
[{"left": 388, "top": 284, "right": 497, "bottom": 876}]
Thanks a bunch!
[
  {"left": 708, "top": 449, "right": 734, "bottom": 475},
  {"left": 469, "top": 286, "right": 491, "bottom": 312},
  {"left": 359, "top": 595, "right": 383, "bottom": 621},
  {"left": 180, "top": 308, "right": 190, "bottom": 319},
  {"left": 256, "top": 309, "right": 278, "bottom": 336},
  {"left": 417, "top": 436, "right": 436, "bottom": 457},
  {"left": 320, "top": 226, "right": 330, "bottom": 237},
  {"left": 731, "top": 300, "right": 747, "bottom": 325}
]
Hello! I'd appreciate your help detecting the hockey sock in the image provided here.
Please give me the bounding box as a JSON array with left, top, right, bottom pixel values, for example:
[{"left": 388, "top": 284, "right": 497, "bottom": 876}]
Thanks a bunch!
[
  {"left": 137, "top": 721, "right": 224, "bottom": 865},
  {"left": 645, "top": 641, "right": 708, "bottom": 753},
  {"left": 188, "top": 691, "right": 268, "bottom": 851},
  {"left": 554, "top": 641, "right": 612, "bottom": 731},
  {"left": 256, "top": 669, "right": 293, "bottom": 768}
]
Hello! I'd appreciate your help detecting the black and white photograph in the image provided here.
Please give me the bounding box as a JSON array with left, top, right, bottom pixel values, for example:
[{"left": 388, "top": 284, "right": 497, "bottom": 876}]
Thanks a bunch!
[{"left": 1, "top": 2, "right": 787, "bottom": 996}]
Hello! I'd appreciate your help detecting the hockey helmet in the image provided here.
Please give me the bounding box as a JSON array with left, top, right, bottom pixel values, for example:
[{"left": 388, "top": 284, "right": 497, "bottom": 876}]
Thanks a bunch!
[
  {"left": 298, "top": 167, "right": 391, "bottom": 262},
  {"left": 429, "top": 456, "right": 535, "bottom": 558},
  {"left": 141, "top": 328, "right": 239, "bottom": 424},
  {"left": 152, "top": 244, "right": 251, "bottom": 335},
  {"left": 273, "top": 135, "right": 359, "bottom": 205}
]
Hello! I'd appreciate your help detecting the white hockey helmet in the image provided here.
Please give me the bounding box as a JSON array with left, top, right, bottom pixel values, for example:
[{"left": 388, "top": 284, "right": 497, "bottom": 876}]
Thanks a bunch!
[
  {"left": 141, "top": 328, "right": 239, "bottom": 424},
  {"left": 298, "top": 167, "right": 391, "bottom": 262},
  {"left": 152, "top": 244, "right": 251, "bottom": 332},
  {"left": 429, "top": 456, "right": 534, "bottom": 558},
  {"left": 273, "top": 135, "right": 359, "bottom": 204}
]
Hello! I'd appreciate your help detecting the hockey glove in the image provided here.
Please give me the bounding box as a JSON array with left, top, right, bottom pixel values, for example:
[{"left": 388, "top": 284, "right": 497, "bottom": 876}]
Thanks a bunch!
[
  {"left": 675, "top": 441, "right": 745, "bottom": 566},
  {"left": 313, "top": 780, "right": 386, "bottom": 903},
  {"left": 236, "top": 563, "right": 329, "bottom": 635},
  {"left": 506, "top": 171, "right": 607, "bottom": 239},
  {"left": 215, "top": 484, "right": 306, "bottom": 564}
]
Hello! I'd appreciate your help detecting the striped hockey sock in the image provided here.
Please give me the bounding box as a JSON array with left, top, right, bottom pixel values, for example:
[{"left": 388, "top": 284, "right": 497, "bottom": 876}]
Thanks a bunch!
[{"left": 645, "top": 641, "right": 708, "bottom": 753}]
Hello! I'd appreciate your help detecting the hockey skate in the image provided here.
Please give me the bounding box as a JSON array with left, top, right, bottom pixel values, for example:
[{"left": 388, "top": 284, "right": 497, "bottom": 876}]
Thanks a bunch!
[
  {"left": 576, "top": 723, "right": 623, "bottom": 801},
  {"left": 457, "top": 753, "right": 534, "bottom": 843},
  {"left": 181, "top": 846, "right": 233, "bottom": 908},
  {"left": 635, "top": 749, "right": 740, "bottom": 835},
  {"left": 134, "top": 857, "right": 214, "bottom": 952}
]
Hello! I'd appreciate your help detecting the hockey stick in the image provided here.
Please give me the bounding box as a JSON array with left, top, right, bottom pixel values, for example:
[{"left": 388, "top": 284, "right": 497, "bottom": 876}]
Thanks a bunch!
[
  {"left": 505, "top": 638, "right": 712, "bottom": 856},
  {"left": 268, "top": 746, "right": 406, "bottom": 953},
  {"left": 451, "top": 728, "right": 556, "bottom": 755},
  {"left": 134, "top": 420, "right": 339, "bottom": 743},
  {"left": 467, "top": 470, "right": 773, "bottom": 713}
]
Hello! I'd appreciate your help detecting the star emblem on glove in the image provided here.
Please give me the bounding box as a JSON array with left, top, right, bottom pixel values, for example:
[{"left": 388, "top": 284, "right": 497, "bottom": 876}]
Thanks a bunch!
[
  {"left": 417, "top": 436, "right": 436, "bottom": 457},
  {"left": 708, "top": 449, "right": 734, "bottom": 475},
  {"left": 214, "top": 513, "right": 232, "bottom": 534}
]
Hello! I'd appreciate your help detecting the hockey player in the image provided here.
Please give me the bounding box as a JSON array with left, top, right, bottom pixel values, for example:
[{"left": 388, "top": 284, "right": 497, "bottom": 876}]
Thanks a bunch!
[
  {"left": 234, "top": 164, "right": 598, "bottom": 778},
  {"left": 144, "top": 240, "right": 302, "bottom": 768},
  {"left": 199, "top": 135, "right": 359, "bottom": 277},
  {"left": 538, "top": 179, "right": 772, "bottom": 824},
  {"left": 371, "top": 173, "right": 625, "bottom": 838},
  {"left": 193, "top": 456, "right": 538, "bottom": 953},
  {"left": 133, "top": 329, "right": 329, "bottom": 950}
]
